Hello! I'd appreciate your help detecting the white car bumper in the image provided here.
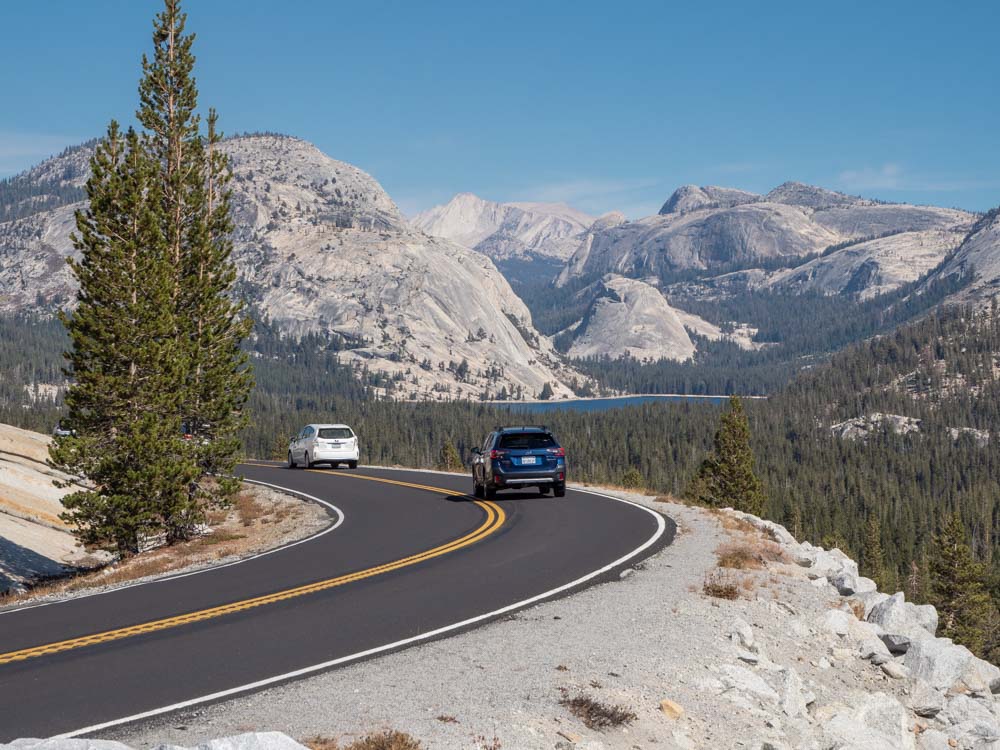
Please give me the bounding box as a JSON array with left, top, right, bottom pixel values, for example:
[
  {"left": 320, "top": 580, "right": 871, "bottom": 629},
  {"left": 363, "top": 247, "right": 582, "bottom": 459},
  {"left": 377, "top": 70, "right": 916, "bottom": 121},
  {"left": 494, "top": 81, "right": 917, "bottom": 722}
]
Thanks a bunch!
[{"left": 312, "top": 447, "right": 360, "bottom": 461}]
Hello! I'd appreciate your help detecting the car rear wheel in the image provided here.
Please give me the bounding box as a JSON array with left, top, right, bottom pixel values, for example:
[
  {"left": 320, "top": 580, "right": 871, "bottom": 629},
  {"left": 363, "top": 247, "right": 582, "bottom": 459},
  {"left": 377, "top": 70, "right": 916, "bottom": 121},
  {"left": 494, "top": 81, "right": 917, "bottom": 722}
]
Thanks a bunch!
[
  {"left": 485, "top": 484, "right": 496, "bottom": 500},
  {"left": 305, "top": 452, "right": 314, "bottom": 469},
  {"left": 347, "top": 460, "right": 358, "bottom": 469},
  {"left": 554, "top": 483, "right": 566, "bottom": 497},
  {"left": 287, "top": 452, "right": 297, "bottom": 469},
  {"left": 473, "top": 477, "right": 484, "bottom": 498}
]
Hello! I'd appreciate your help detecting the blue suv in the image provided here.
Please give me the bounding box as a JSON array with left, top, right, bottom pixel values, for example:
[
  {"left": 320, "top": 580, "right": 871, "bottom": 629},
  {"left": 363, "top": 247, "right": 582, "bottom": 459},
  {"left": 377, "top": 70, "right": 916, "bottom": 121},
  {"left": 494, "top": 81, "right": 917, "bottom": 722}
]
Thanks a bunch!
[{"left": 471, "top": 426, "right": 567, "bottom": 499}]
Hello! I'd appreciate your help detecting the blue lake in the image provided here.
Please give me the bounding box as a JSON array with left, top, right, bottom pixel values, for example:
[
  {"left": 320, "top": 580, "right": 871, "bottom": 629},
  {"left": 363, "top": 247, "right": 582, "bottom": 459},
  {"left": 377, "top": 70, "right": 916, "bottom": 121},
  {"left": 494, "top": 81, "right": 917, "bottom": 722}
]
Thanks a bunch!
[{"left": 494, "top": 394, "right": 733, "bottom": 413}]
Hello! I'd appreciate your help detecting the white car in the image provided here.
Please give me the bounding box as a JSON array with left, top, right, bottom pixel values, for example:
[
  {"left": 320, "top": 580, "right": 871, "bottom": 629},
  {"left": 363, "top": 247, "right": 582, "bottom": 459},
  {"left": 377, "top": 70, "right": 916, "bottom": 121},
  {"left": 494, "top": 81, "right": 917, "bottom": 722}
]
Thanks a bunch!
[{"left": 287, "top": 423, "right": 359, "bottom": 469}]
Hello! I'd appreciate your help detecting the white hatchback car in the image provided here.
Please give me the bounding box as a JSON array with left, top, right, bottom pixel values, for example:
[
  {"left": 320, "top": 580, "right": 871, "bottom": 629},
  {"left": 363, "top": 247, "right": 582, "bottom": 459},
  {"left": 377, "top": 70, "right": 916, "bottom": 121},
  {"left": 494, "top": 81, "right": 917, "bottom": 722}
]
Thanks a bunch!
[{"left": 287, "top": 423, "right": 359, "bottom": 469}]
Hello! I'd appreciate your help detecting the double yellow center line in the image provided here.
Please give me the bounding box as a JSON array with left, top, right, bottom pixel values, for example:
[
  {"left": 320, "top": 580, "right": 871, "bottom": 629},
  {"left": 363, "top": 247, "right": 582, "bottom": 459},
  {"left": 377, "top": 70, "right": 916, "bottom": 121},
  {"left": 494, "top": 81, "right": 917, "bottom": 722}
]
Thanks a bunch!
[{"left": 0, "top": 469, "right": 505, "bottom": 667}]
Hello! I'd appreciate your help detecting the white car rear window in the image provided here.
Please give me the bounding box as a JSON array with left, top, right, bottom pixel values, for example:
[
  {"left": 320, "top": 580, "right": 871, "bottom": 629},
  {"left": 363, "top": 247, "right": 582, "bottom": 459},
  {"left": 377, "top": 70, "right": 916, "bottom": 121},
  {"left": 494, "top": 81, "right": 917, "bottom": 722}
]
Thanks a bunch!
[{"left": 318, "top": 428, "right": 353, "bottom": 439}]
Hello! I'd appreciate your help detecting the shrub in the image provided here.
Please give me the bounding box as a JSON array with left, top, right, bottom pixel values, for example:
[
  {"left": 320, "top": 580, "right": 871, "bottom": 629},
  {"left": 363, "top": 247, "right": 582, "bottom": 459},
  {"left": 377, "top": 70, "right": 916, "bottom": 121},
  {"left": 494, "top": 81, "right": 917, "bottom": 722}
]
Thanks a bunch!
[
  {"left": 559, "top": 693, "right": 637, "bottom": 730},
  {"left": 703, "top": 571, "right": 740, "bottom": 600},
  {"left": 620, "top": 467, "right": 644, "bottom": 489}
]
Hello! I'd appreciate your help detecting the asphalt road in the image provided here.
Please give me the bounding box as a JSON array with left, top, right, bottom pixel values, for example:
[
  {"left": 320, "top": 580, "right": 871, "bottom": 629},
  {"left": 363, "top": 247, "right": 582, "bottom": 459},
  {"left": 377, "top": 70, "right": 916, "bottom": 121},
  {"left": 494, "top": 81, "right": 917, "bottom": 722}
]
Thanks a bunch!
[{"left": 0, "top": 463, "right": 673, "bottom": 741}]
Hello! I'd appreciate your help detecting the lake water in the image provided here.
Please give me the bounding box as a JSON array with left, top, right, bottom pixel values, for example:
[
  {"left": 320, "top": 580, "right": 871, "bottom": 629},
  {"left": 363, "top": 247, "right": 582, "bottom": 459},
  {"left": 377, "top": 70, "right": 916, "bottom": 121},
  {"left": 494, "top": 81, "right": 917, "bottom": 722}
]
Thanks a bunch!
[{"left": 494, "top": 394, "right": 732, "bottom": 413}]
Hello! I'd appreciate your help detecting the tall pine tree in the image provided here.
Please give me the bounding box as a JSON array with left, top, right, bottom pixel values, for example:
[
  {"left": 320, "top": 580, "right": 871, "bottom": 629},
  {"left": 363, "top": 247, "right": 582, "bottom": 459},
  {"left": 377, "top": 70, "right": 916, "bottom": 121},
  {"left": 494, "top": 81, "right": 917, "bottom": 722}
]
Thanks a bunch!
[
  {"left": 51, "top": 124, "right": 197, "bottom": 554},
  {"left": 930, "top": 513, "right": 992, "bottom": 655},
  {"left": 862, "top": 514, "right": 886, "bottom": 589},
  {"left": 51, "top": 0, "right": 250, "bottom": 552},
  {"left": 685, "top": 395, "right": 765, "bottom": 515},
  {"left": 135, "top": 0, "right": 251, "bottom": 541}
]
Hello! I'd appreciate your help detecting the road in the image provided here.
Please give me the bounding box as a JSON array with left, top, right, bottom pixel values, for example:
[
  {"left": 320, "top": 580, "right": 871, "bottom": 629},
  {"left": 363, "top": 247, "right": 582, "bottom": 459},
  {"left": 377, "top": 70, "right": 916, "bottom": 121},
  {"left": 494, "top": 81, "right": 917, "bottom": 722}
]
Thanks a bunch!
[{"left": 0, "top": 463, "right": 673, "bottom": 740}]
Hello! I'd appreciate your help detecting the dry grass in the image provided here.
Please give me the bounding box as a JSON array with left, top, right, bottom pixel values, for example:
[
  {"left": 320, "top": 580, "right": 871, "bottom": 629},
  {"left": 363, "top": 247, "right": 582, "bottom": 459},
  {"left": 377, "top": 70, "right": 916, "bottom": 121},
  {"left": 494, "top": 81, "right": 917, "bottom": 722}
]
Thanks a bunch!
[
  {"left": 702, "top": 570, "right": 741, "bottom": 600},
  {"left": 304, "top": 732, "right": 423, "bottom": 750},
  {"left": 559, "top": 693, "right": 637, "bottom": 731},
  {"left": 235, "top": 491, "right": 266, "bottom": 526},
  {"left": 302, "top": 738, "right": 341, "bottom": 750},
  {"left": 715, "top": 538, "right": 786, "bottom": 570},
  {"left": 846, "top": 598, "right": 866, "bottom": 620},
  {"left": 709, "top": 509, "right": 758, "bottom": 535}
]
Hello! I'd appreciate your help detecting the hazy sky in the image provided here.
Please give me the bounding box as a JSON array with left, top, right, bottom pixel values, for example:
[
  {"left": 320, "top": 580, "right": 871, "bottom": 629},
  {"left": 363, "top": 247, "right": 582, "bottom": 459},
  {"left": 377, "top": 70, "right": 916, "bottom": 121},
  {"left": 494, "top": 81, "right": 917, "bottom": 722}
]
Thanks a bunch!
[{"left": 3, "top": 0, "right": 998, "bottom": 217}]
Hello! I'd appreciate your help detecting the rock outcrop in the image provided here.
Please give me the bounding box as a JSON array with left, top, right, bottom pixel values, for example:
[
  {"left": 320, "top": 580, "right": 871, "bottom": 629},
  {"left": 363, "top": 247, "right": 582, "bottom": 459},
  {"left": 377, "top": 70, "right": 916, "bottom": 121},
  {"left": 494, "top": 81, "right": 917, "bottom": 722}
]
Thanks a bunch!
[
  {"left": 558, "top": 274, "right": 760, "bottom": 362},
  {"left": 563, "top": 275, "right": 697, "bottom": 362},
  {"left": 766, "top": 229, "right": 964, "bottom": 299},
  {"left": 920, "top": 207, "right": 1000, "bottom": 304},
  {"left": 726, "top": 507, "right": 1000, "bottom": 750}
]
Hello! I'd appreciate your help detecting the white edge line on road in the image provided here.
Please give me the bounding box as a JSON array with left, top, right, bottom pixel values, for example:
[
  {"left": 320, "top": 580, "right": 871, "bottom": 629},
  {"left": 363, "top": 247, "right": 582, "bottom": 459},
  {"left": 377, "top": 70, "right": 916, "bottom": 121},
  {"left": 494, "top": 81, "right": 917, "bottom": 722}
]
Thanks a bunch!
[
  {"left": 57, "top": 482, "right": 668, "bottom": 739},
  {"left": 0, "top": 478, "right": 344, "bottom": 617}
]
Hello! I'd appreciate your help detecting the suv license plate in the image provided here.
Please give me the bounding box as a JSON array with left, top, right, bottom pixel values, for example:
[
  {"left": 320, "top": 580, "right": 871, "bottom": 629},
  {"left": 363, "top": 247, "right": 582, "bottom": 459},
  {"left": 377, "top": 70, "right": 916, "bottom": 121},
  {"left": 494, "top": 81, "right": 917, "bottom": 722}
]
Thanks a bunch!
[{"left": 520, "top": 456, "right": 538, "bottom": 465}]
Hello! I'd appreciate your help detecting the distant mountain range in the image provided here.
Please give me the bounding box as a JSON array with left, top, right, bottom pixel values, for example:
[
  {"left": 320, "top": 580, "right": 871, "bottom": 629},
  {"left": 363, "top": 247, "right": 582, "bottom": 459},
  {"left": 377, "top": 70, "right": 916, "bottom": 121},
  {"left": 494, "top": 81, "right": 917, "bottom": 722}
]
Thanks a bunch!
[
  {"left": 3, "top": 136, "right": 999, "bottom": 398},
  {"left": 411, "top": 193, "right": 594, "bottom": 261}
]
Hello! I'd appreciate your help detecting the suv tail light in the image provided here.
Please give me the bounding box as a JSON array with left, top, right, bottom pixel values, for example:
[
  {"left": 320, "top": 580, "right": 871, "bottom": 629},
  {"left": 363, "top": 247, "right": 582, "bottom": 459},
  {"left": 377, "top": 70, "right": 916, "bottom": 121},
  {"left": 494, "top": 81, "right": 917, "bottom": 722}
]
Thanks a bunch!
[
  {"left": 548, "top": 447, "right": 565, "bottom": 457},
  {"left": 489, "top": 449, "right": 508, "bottom": 460}
]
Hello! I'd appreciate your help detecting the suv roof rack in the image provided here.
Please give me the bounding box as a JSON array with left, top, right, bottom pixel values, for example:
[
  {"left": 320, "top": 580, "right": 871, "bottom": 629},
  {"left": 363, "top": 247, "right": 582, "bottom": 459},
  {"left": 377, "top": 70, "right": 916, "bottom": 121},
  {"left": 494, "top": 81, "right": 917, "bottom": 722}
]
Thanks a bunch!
[{"left": 496, "top": 425, "right": 549, "bottom": 433}]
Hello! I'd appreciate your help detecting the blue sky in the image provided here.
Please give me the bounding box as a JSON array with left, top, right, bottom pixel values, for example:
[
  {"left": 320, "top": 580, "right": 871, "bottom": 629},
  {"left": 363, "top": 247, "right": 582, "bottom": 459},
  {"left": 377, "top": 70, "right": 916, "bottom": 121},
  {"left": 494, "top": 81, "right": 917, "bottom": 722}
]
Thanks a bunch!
[{"left": 3, "top": 0, "right": 998, "bottom": 217}]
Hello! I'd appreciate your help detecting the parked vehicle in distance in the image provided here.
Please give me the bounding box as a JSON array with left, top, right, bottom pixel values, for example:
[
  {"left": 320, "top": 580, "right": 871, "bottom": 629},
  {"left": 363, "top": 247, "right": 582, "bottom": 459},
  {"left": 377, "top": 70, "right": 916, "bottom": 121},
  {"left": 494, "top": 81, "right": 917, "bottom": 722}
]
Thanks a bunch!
[
  {"left": 52, "top": 419, "right": 75, "bottom": 438},
  {"left": 471, "top": 426, "right": 566, "bottom": 499},
  {"left": 288, "top": 423, "right": 359, "bottom": 469}
]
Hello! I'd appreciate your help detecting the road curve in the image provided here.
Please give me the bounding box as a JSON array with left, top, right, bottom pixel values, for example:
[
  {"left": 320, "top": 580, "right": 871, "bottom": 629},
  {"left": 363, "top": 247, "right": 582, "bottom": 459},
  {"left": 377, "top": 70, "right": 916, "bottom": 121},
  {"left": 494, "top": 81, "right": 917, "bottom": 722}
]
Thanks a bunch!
[{"left": 0, "top": 463, "right": 674, "bottom": 740}]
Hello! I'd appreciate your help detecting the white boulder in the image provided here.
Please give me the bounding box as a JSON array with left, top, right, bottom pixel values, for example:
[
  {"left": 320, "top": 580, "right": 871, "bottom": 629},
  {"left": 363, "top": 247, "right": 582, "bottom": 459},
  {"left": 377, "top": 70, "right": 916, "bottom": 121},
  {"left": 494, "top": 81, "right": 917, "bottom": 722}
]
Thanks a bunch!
[
  {"left": 868, "top": 593, "right": 938, "bottom": 645},
  {"left": 940, "top": 694, "right": 997, "bottom": 726},
  {"left": 819, "top": 609, "right": 853, "bottom": 636},
  {"left": 829, "top": 570, "right": 877, "bottom": 596},
  {"left": 904, "top": 638, "right": 995, "bottom": 696},
  {"left": 719, "top": 664, "right": 780, "bottom": 703},
  {"left": 821, "top": 692, "right": 917, "bottom": 750}
]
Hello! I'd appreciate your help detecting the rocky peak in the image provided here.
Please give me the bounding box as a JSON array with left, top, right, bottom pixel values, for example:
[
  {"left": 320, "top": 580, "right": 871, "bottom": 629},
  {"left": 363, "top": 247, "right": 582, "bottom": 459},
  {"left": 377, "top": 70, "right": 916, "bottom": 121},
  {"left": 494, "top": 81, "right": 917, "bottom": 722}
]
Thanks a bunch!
[
  {"left": 411, "top": 192, "right": 593, "bottom": 261},
  {"left": 223, "top": 134, "right": 404, "bottom": 233},
  {"left": 659, "top": 184, "right": 761, "bottom": 215},
  {"left": 765, "top": 181, "right": 864, "bottom": 209}
]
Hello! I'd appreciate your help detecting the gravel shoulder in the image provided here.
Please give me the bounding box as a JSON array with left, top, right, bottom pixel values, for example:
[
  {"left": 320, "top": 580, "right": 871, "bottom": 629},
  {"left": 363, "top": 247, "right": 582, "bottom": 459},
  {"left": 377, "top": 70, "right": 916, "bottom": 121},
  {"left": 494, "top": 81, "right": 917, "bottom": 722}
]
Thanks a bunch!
[{"left": 105, "top": 486, "right": 920, "bottom": 750}]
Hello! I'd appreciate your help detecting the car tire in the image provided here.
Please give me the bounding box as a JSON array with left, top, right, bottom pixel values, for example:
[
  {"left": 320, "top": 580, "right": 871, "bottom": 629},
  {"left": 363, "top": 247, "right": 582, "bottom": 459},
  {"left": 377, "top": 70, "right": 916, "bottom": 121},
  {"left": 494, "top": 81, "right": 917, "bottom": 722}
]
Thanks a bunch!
[
  {"left": 305, "top": 453, "right": 314, "bottom": 469},
  {"left": 348, "top": 460, "right": 358, "bottom": 469},
  {"left": 287, "top": 452, "right": 297, "bottom": 469},
  {"left": 473, "top": 477, "right": 484, "bottom": 498},
  {"left": 554, "top": 483, "right": 566, "bottom": 497},
  {"left": 485, "top": 484, "right": 497, "bottom": 500}
]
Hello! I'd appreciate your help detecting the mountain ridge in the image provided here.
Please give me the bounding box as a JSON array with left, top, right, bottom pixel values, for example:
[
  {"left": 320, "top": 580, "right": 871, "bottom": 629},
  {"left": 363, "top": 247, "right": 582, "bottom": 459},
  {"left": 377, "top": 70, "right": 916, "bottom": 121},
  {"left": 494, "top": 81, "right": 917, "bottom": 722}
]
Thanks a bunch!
[{"left": 0, "top": 134, "right": 588, "bottom": 401}]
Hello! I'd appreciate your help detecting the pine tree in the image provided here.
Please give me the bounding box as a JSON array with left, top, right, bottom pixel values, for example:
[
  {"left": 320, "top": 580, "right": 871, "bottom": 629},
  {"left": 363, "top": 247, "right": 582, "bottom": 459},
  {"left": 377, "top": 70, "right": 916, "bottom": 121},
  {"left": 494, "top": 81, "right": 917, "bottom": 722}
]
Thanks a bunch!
[
  {"left": 539, "top": 382, "right": 554, "bottom": 400},
  {"left": 685, "top": 395, "right": 765, "bottom": 515},
  {"left": 437, "top": 440, "right": 463, "bottom": 472},
  {"left": 51, "top": 0, "right": 250, "bottom": 552},
  {"left": 862, "top": 514, "right": 886, "bottom": 589},
  {"left": 136, "top": 0, "right": 252, "bottom": 540},
  {"left": 929, "top": 513, "right": 992, "bottom": 654},
  {"left": 50, "top": 124, "right": 197, "bottom": 554}
]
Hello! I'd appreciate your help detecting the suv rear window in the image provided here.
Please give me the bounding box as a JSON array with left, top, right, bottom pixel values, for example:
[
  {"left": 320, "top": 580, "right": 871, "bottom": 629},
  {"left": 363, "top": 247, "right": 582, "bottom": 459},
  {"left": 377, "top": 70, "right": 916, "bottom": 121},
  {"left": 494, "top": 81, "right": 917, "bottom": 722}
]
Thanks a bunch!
[
  {"left": 498, "top": 433, "right": 556, "bottom": 449},
  {"left": 318, "top": 428, "right": 353, "bottom": 439}
]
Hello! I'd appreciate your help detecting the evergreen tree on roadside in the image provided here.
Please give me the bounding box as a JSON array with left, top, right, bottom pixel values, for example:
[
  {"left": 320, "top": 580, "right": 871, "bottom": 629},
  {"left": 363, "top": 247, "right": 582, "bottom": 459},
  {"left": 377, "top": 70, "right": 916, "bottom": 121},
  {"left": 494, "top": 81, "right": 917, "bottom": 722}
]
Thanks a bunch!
[
  {"left": 135, "top": 0, "right": 252, "bottom": 541},
  {"left": 930, "top": 513, "right": 992, "bottom": 654},
  {"left": 437, "top": 440, "right": 463, "bottom": 472},
  {"left": 862, "top": 514, "right": 886, "bottom": 589},
  {"left": 685, "top": 395, "right": 765, "bottom": 515},
  {"left": 50, "top": 125, "right": 197, "bottom": 554},
  {"left": 50, "top": 0, "right": 249, "bottom": 552}
]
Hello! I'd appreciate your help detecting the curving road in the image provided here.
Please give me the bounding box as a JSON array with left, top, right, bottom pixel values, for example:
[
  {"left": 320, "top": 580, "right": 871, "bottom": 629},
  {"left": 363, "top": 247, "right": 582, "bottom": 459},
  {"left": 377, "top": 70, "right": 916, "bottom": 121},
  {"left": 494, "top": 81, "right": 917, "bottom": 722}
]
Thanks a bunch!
[{"left": 0, "top": 463, "right": 673, "bottom": 741}]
